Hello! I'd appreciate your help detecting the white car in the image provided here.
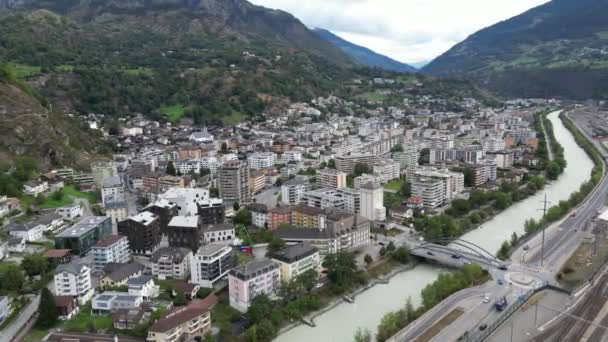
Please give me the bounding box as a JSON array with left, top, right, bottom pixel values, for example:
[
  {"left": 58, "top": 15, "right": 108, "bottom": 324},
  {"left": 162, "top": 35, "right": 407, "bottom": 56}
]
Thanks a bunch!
[{"left": 483, "top": 295, "right": 490, "bottom": 303}]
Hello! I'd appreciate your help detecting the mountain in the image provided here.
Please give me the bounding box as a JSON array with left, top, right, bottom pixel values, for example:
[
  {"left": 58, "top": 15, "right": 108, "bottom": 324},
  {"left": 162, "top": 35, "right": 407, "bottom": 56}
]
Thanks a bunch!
[
  {"left": 424, "top": 0, "right": 608, "bottom": 99},
  {"left": 0, "top": 0, "right": 359, "bottom": 123},
  {"left": 314, "top": 28, "right": 417, "bottom": 73},
  {"left": 0, "top": 0, "right": 353, "bottom": 67},
  {"left": 0, "top": 65, "right": 110, "bottom": 170}
]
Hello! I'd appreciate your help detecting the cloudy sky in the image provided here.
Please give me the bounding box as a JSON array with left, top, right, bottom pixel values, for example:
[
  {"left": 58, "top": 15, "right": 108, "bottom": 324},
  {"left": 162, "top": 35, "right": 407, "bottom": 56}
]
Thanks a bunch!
[{"left": 249, "top": 0, "right": 550, "bottom": 66}]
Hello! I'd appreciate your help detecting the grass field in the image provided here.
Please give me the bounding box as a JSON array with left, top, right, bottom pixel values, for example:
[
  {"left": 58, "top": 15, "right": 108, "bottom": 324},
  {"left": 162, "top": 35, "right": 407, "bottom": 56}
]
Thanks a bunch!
[
  {"left": 384, "top": 179, "right": 405, "bottom": 191},
  {"left": 12, "top": 64, "right": 41, "bottom": 78},
  {"left": 63, "top": 304, "right": 113, "bottom": 332},
  {"left": 222, "top": 111, "right": 247, "bottom": 125},
  {"left": 159, "top": 105, "right": 188, "bottom": 123},
  {"left": 124, "top": 67, "right": 153, "bottom": 76},
  {"left": 20, "top": 185, "right": 95, "bottom": 210},
  {"left": 558, "top": 239, "right": 608, "bottom": 289}
]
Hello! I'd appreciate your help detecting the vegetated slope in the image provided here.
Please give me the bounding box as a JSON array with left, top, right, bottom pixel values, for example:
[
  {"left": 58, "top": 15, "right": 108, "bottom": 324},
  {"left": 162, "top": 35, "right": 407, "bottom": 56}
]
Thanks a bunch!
[
  {"left": 424, "top": 0, "right": 608, "bottom": 99},
  {"left": 0, "top": 66, "right": 110, "bottom": 169},
  {"left": 314, "top": 28, "right": 417, "bottom": 73}
]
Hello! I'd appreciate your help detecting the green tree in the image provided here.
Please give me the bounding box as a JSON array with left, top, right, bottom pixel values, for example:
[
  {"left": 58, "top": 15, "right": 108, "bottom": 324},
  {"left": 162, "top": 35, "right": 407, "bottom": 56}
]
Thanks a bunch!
[
  {"left": 327, "top": 159, "right": 336, "bottom": 169},
  {"left": 210, "top": 186, "right": 219, "bottom": 198},
  {"left": 449, "top": 199, "right": 471, "bottom": 216},
  {"left": 166, "top": 161, "right": 177, "bottom": 176},
  {"left": 354, "top": 327, "right": 372, "bottom": 342},
  {"left": 510, "top": 232, "right": 519, "bottom": 247},
  {"left": 51, "top": 191, "right": 64, "bottom": 201},
  {"left": 247, "top": 294, "right": 275, "bottom": 324},
  {"left": 322, "top": 252, "right": 359, "bottom": 292},
  {"left": 173, "top": 289, "right": 187, "bottom": 306},
  {"left": 364, "top": 254, "right": 373, "bottom": 266},
  {"left": 353, "top": 163, "right": 371, "bottom": 176},
  {"left": 390, "top": 144, "right": 404, "bottom": 153},
  {"left": 0, "top": 263, "right": 25, "bottom": 292},
  {"left": 234, "top": 208, "right": 252, "bottom": 226},
  {"left": 493, "top": 192, "right": 512, "bottom": 210},
  {"left": 390, "top": 247, "right": 410, "bottom": 264},
  {"left": 386, "top": 241, "right": 396, "bottom": 252},
  {"left": 546, "top": 161, "right": 562, "bottom": 180},
  {"left": 267, "top": 237, "right": 286, "bottom": 255},
  {"left": 37, "top": 288, "right": 59, "bottom": 328},
  {"left": 233, "top": 201, "right": 240, "bottom": 211},
  {"left": 400, "top": 182, "right": 412, "bottom": 197},
  {"left": 469, "top": 190, "right": 489, "bottom": 208},
  {"left": 22, "top": 253, "right": 50, "bottom": 276},
  {"left": 497, "top": 241, "right": 511, "bottom": 260},
  {"left": 419, "top": 148, "right": 430, "bottom": 165}
]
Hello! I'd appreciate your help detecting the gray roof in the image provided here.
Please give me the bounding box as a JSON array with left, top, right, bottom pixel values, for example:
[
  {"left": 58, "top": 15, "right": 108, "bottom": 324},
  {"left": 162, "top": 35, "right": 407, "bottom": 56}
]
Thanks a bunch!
[
  {"left": 8, "top": 237, "right": 24, "bottom": 245},
  {"left": 150, "top": 247, "right": 191, "bottom": 263},
  {"left": 127, "top": 275, "right": 154, "bottom": 286},
  {"left": 103, "top": 263, "right": 144, "bottom": 282},
  {"left": 269, "top": 243, "right": 318, "bottom": 264},
  {"left": 196, "top": 243, "right": 231, "bottom": 257},
  {"left": 55, "top": 216, "right": 110, "bottom": 238},
  {"left": 202, "top": 223, "right": 234, "bottom": 232},
  {"left": 36, "top": 213, "right": 63, "bottom": 225},
  {"left": 56, "top": 263, "right": 88, "bottom": 276},
  {"left": 102, "top": 176, "right": 123, "bottom": 188},
  {"left": 229, "top": 259, "right": 279, "bottom": 280}
]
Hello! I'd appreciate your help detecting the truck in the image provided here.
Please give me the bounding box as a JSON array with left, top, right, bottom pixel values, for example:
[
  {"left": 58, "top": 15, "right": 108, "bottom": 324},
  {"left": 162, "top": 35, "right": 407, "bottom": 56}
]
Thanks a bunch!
[{"left": 495, "top": 297, "right": 508, "bottom": 311}]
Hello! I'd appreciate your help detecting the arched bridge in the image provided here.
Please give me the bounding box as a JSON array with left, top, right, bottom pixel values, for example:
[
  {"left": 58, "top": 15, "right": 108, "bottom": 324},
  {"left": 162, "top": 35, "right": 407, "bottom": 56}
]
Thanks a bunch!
[{"left": 408, "top": 238, "right": 507, "bottom": 270}]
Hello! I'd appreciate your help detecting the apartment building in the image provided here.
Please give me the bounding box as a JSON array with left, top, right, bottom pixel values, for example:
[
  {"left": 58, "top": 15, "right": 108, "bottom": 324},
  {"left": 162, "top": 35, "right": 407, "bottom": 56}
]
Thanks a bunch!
[
  {"left": 118, "top": 212, "right": 162, "bottom": 255},
  {"left": 228, "top": 259, "right": 281, "bottom": 312},
  {"left": 269, "top": 244, "right": 320, "bottom": 283},
  {"left": 168, "top": 216, "right": 202, "bottom": 251},
  {"left": 55, "top": 216, "right": 113, "bottom": 256},
  {"left": 92, "top": 235, "right": 130, "bottom": 270},
  {"left": 101, "top": 176, "right": 125, "bottom": 206},
  {"left": 144, "top": 198, "right": 179, "bottom": 235},
  {"left": 336, "top": 187, "right": 361, "bottom": 214},
  {"left": 268, "top": 207, "right": 292, "bottom": 230},
  {"left": 248, "top": 203, "right": 268, "bottom": 228},
  {"left": 487, "top": 150, "right": 515, "bottom": 169},
  {"left": 411, "top": 176, "right": 446, "bottom": 208},
  {"left": 318, "top": 168, "right": 347, "bottom": 189},
  {"left": 471, "top": 159, "right": 498, "bottom": 186},
  {"left": 157, "top": 188, "right": 208, "bottom": 216},
  {"left": 359, "top": 183, "right": 386, "bottom": 221},
  {"left": 92, "top": 292, "right": 143, "bottom": 315},
  {"left": 354, "top": 174, "right": 380, "bottom": 189},
  {"left": 150, "top": 247, "right": 192, "bottom": 280},
  {"left": 201, "top": 223, "right": 235, "bottom": 244},
  {"left": 191, "top": 244, "right": 235, "bottom": 288},
  {"left": 373, "top": 160, "right": 400, "bottom": 184},
  {"left": 247, "top": 152, "right": 276, "bottom": 170},
  {"left": 291, "top": 205, "right": 324, "bottom": 228},
  {"left": 274, "top": 211, "right": 371, "bottom": 257},
  {"left": 280, "top": 178, "right": 311, "bottom": 206},
  {"left": 249, "top": 171, "right": 266, "bottom": 194},
  {"left": 196, "top": 198, "right": 225, "bottom": 225},
  {"left": 218, "top": 161, "right": 250, "bottom": 204},
  {"left": 335, "top": 153, "right": 379, "bottom": 174},
  {"left": 147, "top": 301, "right": 212, "bottom": 342},
  {"left": 282, "top": 151, "right": 302, "bottom": 164},
  {"left": 54, "top": 263, "right": 94, "bottom": 303},
  {"left": 301, "top": 189, "right": 345, "bottom": 210}
]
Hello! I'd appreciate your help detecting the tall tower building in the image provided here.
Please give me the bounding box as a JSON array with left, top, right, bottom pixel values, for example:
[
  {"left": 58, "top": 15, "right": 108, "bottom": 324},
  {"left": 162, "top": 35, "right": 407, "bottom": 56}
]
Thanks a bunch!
[
  {"left": 218, "top": 161, "right": 250, "bottom": 204},
  {"left": 359, "top": 183, "right": 386, "bottom": 221}
]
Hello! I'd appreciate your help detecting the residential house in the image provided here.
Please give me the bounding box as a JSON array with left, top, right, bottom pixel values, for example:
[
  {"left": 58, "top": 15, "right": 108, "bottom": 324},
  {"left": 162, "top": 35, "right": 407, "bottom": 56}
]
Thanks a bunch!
[
  {"left": 53, "top": 263, "right": 94, "bottom": 304},
  {"left": 201, "top": 223, "right": 235, "bottom": 244},
  {"left": 150, "top": 247, "right": 192, "bottom": 280},
  {"left": 191, "top": 244, "right": 235, "bottom": 288},
  {"left": 92, "top": 292, "right": 143, "bottom": 314},
  {"left": 54, "top": 296, "right": 79, "bottom": 320},
  {"left": 268, "top": 244, "right": 320, "bottom": 283},
  {"left": 100, "top": 263, "right": 145, "bottom": 288},
  {"left": 248, "top": 203, "right": 268, "bottom": 228},
  {"left": 113, "top": 308, "right": 145, "bottom": 330},
  {"left": 23, "top": 180, "right": 48, "bottom": 196},
  {"left": 127, "top": 276, "right": 159, "bottom": 300},
  {"left": 147, "top": 299, "right": 213, "bottom": 342},
  {"left": 228, "top": 259, "right": 281, "bottom": 312},
  {"left": 92, "top": 235, "right": 131, "bottom": 270},
  {"left": 7, "top": 222, "right": 44, "bottom": 242}
]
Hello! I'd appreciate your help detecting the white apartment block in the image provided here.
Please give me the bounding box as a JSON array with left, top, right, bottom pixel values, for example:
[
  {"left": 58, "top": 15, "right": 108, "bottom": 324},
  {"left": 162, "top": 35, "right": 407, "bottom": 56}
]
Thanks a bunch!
[
  {"left": 101, "top": 176, "right": 125, "bottom": 205},
  {"left": 228, "top": 259, "right": 281, "bottom": 312},
  {"left": 354, "top": 174, "right": 380, "bottom": 188},
  {"left": 336, "top": 188, "right": 361, "bottom": 214},
  {"left": 158, "top": 187, "right": 209, "bottom": 216},
  {"left": 54, "top": 263, "right": 94, "bottom": 303},
  {"left": 151, "top": 247, "right": 192, "bottom": 280},
  {"left": 359, "top": 183, "right": 386, "bottom": 221},
  {"left": 411, "top": 176, "right": 446, "bottom": 208},
  {"left": 282, "top": 151, "right": 302, "bottom": 164},
  {"left": 318, "top": 168, "right": 347, "bottom": 189},
  {"left": 92, "top": 235, "right": 131, "bottom": 270},
  {"left": 247, "top": 152, "right": 276, "bottom": 170},
  {"left": 281, "top": 179, "right": 311, "bottom": 206},
  {"left": 302, "top": 189, "right": 345, "bottom": 210},
  {"left": 487, "top": 150, "right": 515, "bottom": 169},
  {"left": 373, "top": 160, "right": 401, "bottom": 184},
  {"left": 191, "top": 244, "right": 235, "bottom": 288}
]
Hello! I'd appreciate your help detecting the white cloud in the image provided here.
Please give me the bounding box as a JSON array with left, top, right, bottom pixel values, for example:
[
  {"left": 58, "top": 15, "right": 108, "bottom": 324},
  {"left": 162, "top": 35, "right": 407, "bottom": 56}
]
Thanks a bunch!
[{"left": 249, "top": 0, "right": 550, "bottom": 65}]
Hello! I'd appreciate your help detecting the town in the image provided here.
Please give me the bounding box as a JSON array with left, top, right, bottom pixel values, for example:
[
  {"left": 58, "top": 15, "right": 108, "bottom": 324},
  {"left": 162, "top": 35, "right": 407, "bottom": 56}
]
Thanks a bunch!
[{"left": 0, "top": 75, "right": 561, "bottom": 342}]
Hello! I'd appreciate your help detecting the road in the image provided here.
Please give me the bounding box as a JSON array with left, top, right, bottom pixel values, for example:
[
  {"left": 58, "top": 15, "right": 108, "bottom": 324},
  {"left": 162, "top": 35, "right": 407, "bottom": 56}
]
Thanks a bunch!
[
  {"left": 0, "top": 294, "right": 40, "bottom": 342},
  {"left": 390, "top": 108, "right": 608, "bottom": 342}
]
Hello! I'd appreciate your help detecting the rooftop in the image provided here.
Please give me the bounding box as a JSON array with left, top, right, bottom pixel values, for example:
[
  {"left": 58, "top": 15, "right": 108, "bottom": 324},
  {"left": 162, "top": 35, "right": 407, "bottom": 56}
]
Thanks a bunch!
[
  {"left": 128, "top": 211, "right": 157, "bottom": 226},
  {"left": 229, "top": 259, "right": 279, "bottom": 280},
  {"left": 150, "top": 247, "right": 191, "bottom": 263},
  {"left": 55, "top": 216, "right": 110, "bottom": 238},
  {"left": 202, "top": 223, "right": 233, "bottom": 232},
  {"left": 168, "top": 216, "right": 199, "bottom": 228},
  {"left": 196, "top": 243, "right": 231, "bottom": 257},
  {"left": 102, "top": 176, "right": 123, "bottom": 188},
  {"left": 269, "top": 243, "right": 318, "bottom": 264},
  {"left": 93, "top": 234, "right": 127, "bottom": 248}
]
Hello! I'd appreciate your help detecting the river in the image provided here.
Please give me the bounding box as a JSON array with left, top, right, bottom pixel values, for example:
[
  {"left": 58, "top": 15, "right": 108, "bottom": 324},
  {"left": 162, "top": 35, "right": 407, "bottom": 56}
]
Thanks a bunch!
[{"left": 275, "top": 110, "right": 593, "bottom": 342}]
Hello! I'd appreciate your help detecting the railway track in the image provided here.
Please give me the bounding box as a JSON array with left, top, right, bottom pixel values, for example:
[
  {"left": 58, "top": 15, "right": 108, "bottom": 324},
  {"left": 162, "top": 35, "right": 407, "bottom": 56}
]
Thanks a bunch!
[{"left": 534, "top": 272, "right": 608, "bottom": 341}]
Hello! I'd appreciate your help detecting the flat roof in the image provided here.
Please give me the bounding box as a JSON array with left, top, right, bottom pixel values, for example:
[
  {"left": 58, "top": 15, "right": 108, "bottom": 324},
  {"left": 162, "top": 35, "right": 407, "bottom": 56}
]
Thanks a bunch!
[
  {"left": 196, "top": 243, "right": 231, "bottom": 256},
  {"left": 56, "top": 216, "right": 109, "bottom": 238},
  {"left": 168, "top": 216, "right": 199, "bottom": 228}
]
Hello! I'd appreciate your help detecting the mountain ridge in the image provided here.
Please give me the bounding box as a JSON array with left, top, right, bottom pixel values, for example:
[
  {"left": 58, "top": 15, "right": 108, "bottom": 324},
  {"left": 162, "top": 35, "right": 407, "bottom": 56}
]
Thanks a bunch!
[
  {"left": 314, "top": 28, "right": 417, "bottom": 73},
  {"left": 423, "top": 0, "right": 608, "bottom": 99}
]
